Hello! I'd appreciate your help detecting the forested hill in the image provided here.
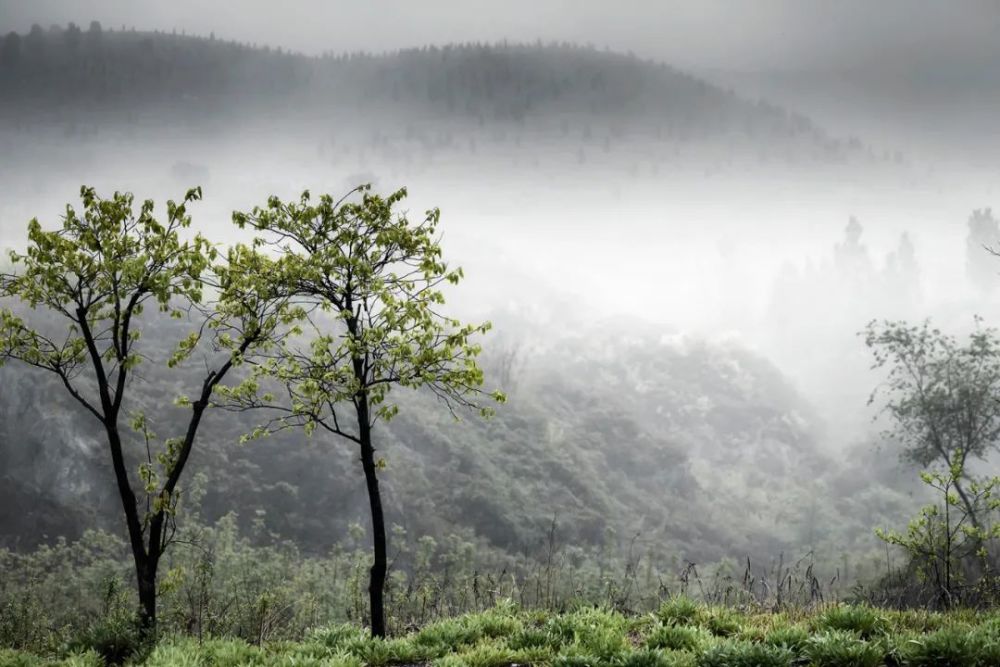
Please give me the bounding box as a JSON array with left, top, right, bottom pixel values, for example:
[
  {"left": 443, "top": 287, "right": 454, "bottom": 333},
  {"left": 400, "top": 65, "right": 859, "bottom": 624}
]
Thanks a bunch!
[
  {"left": 0, "top": 23, "right": 862, "bottom": 165},
  {"left": 0, "top": 308, "right": 913, "bottom": 570}
]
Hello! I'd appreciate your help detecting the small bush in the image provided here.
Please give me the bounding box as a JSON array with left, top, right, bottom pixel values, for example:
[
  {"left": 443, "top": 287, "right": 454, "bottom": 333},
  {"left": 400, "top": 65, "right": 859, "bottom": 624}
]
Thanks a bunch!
[
  {"left": 815, "top": 605, "right": 887, "bottom": 639},
  {"left": 143, "top": 642, "right": 205, "bottom": 667},
  {"left": 507, "top": 626, "right": 555, "bottom": 650},
  {"left": 339, "top": 636, "right": 427, "bottom": 666},
  {"left": 762, "top": 625, "right": 809, "bottom": 652},
  {"left": 553, "top": 656, "right": 603, "bottom": 667},
  {"left": 67, "top": 614, "right": 143, "bottom": 666},
  {"left": 899, "top": 626, "right": 983, "bottom": 667},
  {"left": 697, "top": 641, "right": 794, "bottom": 667},
  {"left": 702, "top": 609, "right": 743, "bottom": 637},
  {"left": 450, "top": 642, "right": 517, "bottom": 667},
  {"left": 415, "top": 618, "right": 482, "bottom": 650},
  {"left": 60, "top": 652, "right": 105, "bottom": 667},
  {"left": 0, "top": 649, "right": 47, "bottom": 667},
  {"left": 657, "top": 598, "right": 700, "bottom": 627},
  {"left": 464, "top": 610, "right": 521, "bottom": 641},
  {"left": 308, "top": 623, "right": 369, "bottom": 649},
  {"left": 802, "top": 630, "right": 884, "bottom": 667},
  {"left": 614, "top": 648, "right": 672, "bottom": 667},
  {"left": 645, "top": 625, "right": 710, "bottom": 652},
  {"left": 576, "top": 625, "right": 629, "bottom": 662},
  {"left": 198, "top": 638, "right": 265, "bottom": 666}
]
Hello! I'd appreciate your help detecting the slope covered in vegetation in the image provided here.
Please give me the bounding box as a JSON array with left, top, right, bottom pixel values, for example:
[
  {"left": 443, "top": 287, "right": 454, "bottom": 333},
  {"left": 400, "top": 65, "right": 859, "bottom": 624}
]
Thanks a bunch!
[
  {"left": 4, "top": 601, "right": 1000, "bottom": 667},
  {"left": 0, "top": 306, "right": 909, "bottom": 571}
]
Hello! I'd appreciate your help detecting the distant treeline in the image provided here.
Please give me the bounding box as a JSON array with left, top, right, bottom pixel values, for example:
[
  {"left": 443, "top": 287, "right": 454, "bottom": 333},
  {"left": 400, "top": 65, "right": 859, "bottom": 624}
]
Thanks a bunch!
[{"left": 0, "top": 23, "right": 863, "bottom": 162}]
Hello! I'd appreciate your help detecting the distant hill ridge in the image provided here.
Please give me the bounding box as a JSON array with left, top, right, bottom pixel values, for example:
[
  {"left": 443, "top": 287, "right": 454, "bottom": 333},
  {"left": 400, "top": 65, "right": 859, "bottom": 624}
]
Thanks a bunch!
[{"left": 0, "top": 24, "right": 862, "bottom": 162}]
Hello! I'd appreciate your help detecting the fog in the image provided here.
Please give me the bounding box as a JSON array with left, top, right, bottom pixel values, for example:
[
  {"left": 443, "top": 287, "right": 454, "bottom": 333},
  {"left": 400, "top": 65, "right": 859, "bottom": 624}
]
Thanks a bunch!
[
  {"left": 0, "top": 1, "right": 998, "bottom": 436},
  {"left": 2, "top": 2, "right": 1000, "bottom": 567}
]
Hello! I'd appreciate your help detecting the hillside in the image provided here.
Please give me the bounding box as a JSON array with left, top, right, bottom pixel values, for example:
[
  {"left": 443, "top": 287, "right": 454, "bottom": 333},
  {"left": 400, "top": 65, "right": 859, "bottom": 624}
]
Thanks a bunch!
[
  {"left": 0, "top": 303, "right": 913, "bottom": 575},
  {"left": 0, "top": 24, "right": 862, "bottom": 167}
]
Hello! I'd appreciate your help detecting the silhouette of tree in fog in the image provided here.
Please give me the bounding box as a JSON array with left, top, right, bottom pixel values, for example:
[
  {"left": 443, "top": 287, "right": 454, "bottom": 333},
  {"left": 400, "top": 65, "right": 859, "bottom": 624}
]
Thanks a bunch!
[
  {"left": 966, "top": 208, "right": 999, "bottom": 294},
  {"left": 834, "top": 216, "right": 874, "bottom": 281},
  {"left": 884, "top": 232, "right": 921, "bottom": 308},
  {"left": 0, "top": 32, "right": 21, "bottom": 67}
]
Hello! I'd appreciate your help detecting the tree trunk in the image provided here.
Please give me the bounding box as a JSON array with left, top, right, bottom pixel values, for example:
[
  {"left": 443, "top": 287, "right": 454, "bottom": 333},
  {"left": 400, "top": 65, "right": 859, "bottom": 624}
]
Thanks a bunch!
[
  {"left": 104, "top": 420, "right": 156, "bottom": 636},
  {"left": 357, "top": 393, "right": 387, "bottom": 638},
  {"left": 136, "top": 555, "right": 158, "bottom": 637},
  {"left": 952, "top": 478, "right": 980, "bottom": 530}
]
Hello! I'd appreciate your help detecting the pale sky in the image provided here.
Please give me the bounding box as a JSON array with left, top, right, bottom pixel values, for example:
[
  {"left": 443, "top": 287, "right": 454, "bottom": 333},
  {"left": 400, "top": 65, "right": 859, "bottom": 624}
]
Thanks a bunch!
[{"left": 1, "top": 0, "right": 998, "bottom": 72}]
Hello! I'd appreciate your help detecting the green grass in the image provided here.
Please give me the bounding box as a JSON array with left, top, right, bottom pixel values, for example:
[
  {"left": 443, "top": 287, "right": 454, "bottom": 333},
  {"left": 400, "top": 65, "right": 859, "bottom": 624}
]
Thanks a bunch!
[{"left": 3, "top": 600, "right": 1000, "bottom": 666}]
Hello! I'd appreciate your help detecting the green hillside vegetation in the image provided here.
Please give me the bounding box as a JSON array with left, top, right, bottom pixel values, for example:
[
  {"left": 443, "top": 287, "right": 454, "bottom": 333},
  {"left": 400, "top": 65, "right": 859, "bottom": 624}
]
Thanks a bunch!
[
  {"left": 0, "top": 307, "right": 910, "bottom": 566},
  {"left": 4, "top": 600, "right": 1000, "bottom": 667}
]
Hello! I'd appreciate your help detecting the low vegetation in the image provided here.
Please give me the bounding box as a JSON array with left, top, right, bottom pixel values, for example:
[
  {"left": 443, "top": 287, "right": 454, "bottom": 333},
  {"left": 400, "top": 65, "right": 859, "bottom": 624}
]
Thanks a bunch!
[{"left": 3, "top": 600, "right": 1000, "bottom": 666}]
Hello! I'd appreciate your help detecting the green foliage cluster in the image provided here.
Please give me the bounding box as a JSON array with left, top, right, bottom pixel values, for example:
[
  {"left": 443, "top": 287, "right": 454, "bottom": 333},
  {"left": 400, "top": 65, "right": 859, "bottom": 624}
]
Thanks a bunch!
[{"left": 5, "top": 600, "right": 1000, "bottom": 667}]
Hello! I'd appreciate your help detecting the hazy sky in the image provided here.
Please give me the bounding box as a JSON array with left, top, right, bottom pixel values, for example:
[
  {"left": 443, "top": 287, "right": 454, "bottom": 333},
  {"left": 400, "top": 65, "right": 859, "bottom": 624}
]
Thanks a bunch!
[{"left": 2, "top": 0, "right": 998, "bottom": 72}]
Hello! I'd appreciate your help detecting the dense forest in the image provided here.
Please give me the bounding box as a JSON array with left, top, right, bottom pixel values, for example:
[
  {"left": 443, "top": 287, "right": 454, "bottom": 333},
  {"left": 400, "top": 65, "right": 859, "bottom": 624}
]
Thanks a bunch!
[{"left": 0, "top": 22, "right": 868, "bottom": 168}]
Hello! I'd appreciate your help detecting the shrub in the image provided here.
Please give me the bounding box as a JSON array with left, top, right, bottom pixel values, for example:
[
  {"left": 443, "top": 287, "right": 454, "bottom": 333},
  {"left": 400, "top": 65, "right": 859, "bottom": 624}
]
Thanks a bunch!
[
  {"left": 815, "top": 605, "right": 887, "bottom": 639},
  {"left": 614, "top": 648, "right": 672, "bottom": 667},
  {"left": 703, "top": 609, "right": 743, "bottom": 637},
  {"left": 576, "top": 624, "right": 629, "bottom": 662},
  {"left": 309, "top": 623, "right": 369, "bottom": 650},
  {"left": 143, "top": 642, "right": 206, "bottom": 667},
  {"left": 507, "top": 626, "right": 555, "bottom": 650},
  {"left": 0, "top": 649, "right": 47, "bottom": 667},
  {"left": 802, "top": 630, "right": 884, "bottom": 667},
  {"left": 66, "top": 612, "right": 143, "bottom": 666},
  {"left": 657, "top": 598, "right": 700, "bottom": 627},
  {"left": 899, "top": 626, "right": 984, "bottom": 667},
  {"left": 414, "top": 618, "right": 479, "bottom": 649},
  {"left": 697, "top": 641, "right": 794, "bottom": 667},
  {"left": 439, "top": 641, "right": 517, "bottom": 667},
  {"left": 60, "top": 652, "right": 105, "bottom": 667},
  {"left": 762, "top": 625, "right": 809, "bottom": 652},
  {"left": 463, "top": 609, "right": 522, "bottom": 641},
  {"left": 645, "top": 625, "right": 710, "bottom": 652},
  {"left": 553, "top": 656, "right": 604, "bottom": 667},
  {"left": 198, "top": 638, "right": 266, "bottom": 666}
]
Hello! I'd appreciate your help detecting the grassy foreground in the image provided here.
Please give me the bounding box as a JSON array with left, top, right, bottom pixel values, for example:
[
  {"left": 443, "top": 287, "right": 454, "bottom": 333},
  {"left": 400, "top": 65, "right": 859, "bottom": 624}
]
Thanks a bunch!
[{"left": 3, "top": 600, "right": 1000, "bottom": 667}]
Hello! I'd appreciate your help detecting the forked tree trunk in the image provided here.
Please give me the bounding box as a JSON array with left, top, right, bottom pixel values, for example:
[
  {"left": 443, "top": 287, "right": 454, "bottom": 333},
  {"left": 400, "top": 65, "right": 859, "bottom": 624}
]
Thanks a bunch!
[
  {"left": 105, "top": 383, "right": 220, "bottom": 638},
  {"left": 103, "top": 420, "right": 157, "bottom": 637}
]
